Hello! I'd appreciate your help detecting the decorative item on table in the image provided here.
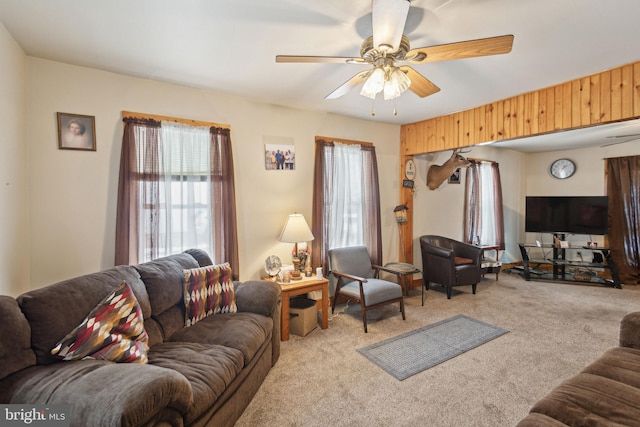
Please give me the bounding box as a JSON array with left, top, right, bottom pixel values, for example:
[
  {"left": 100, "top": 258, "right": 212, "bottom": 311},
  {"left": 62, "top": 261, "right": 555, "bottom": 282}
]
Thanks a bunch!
[
  {"left": 279, "top": 265, "right": 294, "bottom": 283},
  {"left": 304, "top": 255, "right": 313, "bottom": 277},
  {"left": 264, "top": 255, "right": 282, "bottom": 280},
  {"left": 279, "top": 212, "right": 315, "bottom": 280},
  {"left": 294, "top": 246, "right": 311, "bottom": 275}
]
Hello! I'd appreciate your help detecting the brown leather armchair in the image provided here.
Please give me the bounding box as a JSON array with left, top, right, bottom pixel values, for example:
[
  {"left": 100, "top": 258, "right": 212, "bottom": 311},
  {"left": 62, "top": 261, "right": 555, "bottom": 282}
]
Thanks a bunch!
[{"left": 419, "top": 235, "right": 483, "bottom": 300}]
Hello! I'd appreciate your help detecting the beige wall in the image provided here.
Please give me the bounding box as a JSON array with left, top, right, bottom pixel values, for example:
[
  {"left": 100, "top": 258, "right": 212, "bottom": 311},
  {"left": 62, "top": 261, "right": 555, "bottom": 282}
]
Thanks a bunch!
[
  {"left": 411, "top": 140, "right": 640, "bottom": 267},
  {"left": 524, "top": 142, "right": 640, "bottom": 247},
  {"left": 411, "top": 146, "right": 526, "bottom": 265},
  {"left": 24, "top": 58, "right": 401, "bottom": 289},
  {"left": 0, "top": 22, "right": 29, "bottom": 296}
]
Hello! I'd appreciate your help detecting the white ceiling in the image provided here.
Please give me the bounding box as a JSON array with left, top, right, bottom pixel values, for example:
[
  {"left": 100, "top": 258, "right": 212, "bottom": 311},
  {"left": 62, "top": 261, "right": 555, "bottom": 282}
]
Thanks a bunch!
[{"left": 1, "top": 0, "right": 640, "bottom": 150}]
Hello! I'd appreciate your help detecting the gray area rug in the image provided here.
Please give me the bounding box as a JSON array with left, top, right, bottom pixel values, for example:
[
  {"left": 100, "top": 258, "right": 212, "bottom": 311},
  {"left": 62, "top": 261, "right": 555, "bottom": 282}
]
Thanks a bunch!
[{"left": 357, "top": 314, "right": 509, "bottom": 380}]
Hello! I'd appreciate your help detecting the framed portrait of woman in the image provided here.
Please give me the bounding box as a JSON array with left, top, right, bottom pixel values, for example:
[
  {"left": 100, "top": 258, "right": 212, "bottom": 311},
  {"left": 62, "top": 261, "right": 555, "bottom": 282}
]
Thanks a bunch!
[{"left": 57, "top": 112, "right": 96, "bottom": 151}]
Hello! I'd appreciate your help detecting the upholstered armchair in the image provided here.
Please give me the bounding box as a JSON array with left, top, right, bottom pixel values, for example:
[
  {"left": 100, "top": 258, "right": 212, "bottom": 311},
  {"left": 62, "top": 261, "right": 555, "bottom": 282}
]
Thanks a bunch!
[
  {"left": 329, "top": 246, "right": 405, "bottom": 333},
  {"left": 419, "top": 235, "right": 483, "bottom": 300}
]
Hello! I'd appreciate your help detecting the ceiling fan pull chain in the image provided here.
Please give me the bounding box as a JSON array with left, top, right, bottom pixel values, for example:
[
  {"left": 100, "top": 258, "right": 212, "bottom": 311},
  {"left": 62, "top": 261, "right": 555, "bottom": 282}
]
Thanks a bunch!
[
  {"left": 393, "top": 102, "right": 398, "bottom": 116},
  {"left": 371, "top": 101, "right": 376, "bottom": 116}
]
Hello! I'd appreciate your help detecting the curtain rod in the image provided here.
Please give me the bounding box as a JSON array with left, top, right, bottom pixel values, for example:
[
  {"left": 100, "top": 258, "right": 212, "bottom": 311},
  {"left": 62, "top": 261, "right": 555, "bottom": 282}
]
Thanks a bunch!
[
  {"left": 467, "top": 157, "right": 497, "bottom": 164},
  {"left": 122, "top": 111, "right": 230, "bottom": 129},
  {"left": 315, "top": 136, "right": 373, "bottom": 146},
  {"left": 603, "top": 154, "right": 640, "bottom": 160}
]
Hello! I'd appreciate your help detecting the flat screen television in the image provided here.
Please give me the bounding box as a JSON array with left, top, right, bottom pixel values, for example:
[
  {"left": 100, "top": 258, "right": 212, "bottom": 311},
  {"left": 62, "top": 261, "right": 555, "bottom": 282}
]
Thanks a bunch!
[{"left": 525, "top": 196, "right": 609, "bottom": 235}]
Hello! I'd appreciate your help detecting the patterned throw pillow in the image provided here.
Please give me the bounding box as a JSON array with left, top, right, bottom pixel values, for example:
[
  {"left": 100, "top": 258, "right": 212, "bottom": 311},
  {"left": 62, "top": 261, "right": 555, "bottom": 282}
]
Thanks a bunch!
[
  {"left": 51, "top": 281, "right": 149, "bottom": 364},
  {"left": 184, "top": 262, "right": 237, "bottom": 326}
]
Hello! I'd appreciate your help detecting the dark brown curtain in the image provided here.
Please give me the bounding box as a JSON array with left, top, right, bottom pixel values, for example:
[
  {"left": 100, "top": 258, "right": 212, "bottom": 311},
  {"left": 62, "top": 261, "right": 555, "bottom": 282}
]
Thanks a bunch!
[
  {"left": 607, "top": 155, "right": 640, "bottom": 285},
  {"left": 362, "top": 144, "right": 383, "bottom": 263},
  {"left": 464, "top": 160, "right": 505, "bottom": 250},
  {"left": 311, "top": 140, "right": 330, "bottom": 275},
  {"left": 311, "top": 139, "right": 382, "bottom": 276},
  {"left": 209, "top": 127, "right": 239, "bottom": 279},
  {"left": 115, "top": 118, "right": 161, "bottom": 266}
]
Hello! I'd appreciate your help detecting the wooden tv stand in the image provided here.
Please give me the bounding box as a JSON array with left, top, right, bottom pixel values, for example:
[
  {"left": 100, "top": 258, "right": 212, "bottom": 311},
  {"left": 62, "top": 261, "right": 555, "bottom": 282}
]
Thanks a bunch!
[{"left": 518, "top": 240, "right": 621, "bottom": 289}]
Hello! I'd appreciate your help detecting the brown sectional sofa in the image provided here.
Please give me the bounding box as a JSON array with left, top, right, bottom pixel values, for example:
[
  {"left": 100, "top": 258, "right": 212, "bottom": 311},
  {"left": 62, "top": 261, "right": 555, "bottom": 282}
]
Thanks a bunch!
[
  {"left": 517, "top": 311, "right": 640, "bottom": 426},
  {"left": 0, "top": 249, "right": 281, "bottom": 427}
]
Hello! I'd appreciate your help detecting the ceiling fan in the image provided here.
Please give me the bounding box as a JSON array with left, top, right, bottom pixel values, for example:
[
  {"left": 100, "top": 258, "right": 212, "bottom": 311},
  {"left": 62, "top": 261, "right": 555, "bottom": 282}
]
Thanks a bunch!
[{"left": 276, "top": 0, "right": 514, "bottom": 102}]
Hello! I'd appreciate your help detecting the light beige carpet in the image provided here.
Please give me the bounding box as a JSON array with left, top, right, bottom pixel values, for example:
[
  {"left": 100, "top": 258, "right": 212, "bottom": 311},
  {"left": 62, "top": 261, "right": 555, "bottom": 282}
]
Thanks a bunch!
[{"left": 236, "top": 271, "right": 640, "bottom": 427}]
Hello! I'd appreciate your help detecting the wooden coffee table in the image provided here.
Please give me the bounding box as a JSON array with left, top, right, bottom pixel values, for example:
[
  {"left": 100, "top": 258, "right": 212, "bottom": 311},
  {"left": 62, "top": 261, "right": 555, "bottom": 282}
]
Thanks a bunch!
[{"left": 276, "top": 276, "right": 329, "bottom": 341}]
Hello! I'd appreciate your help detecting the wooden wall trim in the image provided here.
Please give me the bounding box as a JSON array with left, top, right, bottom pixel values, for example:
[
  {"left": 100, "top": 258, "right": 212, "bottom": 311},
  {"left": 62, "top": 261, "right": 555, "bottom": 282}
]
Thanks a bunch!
[
  {"left": 315, "top": 136, "right": 373, "bottom": 146},
  {"left": 122, "top": 111, "right": 230, "bottom": 129}
]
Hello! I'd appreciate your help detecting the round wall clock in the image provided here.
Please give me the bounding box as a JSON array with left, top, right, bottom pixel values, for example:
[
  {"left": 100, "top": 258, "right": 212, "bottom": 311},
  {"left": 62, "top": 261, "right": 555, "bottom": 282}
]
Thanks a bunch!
[
  {"left": 549, "top": 158, "right": 576, "bottom": 179},
  {"left": 405, "top": 159, "right": 416, "bottom": 180}
]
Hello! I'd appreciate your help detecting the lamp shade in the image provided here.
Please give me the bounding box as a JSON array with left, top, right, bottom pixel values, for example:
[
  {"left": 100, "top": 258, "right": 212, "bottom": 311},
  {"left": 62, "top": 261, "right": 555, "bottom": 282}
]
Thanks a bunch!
[
  {"left": 360, "top": 67, "right": 386, "bottom": 99},
  {"left": 279, "top": 213, "right": 314, "bottom": 243},
  {"left": 384, "top": 67, "right": 411, "bottom": 100}
]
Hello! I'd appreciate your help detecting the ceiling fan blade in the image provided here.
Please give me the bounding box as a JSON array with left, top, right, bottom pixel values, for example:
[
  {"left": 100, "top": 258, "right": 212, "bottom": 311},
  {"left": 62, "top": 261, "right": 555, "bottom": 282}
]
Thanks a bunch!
[
  {"left": 407, "top": 34, "right": 514, "bottom": 64},
  {"left": 325, "top": 70, "right": 372, "bottom": 100},
  {"left": 372, "top": 0, "right": 411, "bottom": 52},
  {"left": 276, "top": 55, "right": 365, "bottom": 64},
  {"left": 400, "top": 66, "right": 440, "bottom": 98}
]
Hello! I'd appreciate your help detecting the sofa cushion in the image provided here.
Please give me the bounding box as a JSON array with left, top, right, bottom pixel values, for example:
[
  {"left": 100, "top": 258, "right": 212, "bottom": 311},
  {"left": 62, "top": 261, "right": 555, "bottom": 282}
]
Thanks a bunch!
[
  {"left": 17, "top": 266, "right": 147, "bottom": 365},
  {"left": 516, "top": 412, "right": 572, "bottom": 426},
  {"left": 148, "top": 342, "right": 244, "bottom": 425},
  {"left": 168, "top": 312, "right": 272, "bottom": 365},
  {"left": 454, "top": 256, "right": 473, "bottom": 265},
  {"left": 183, "top": 248, "right": 214, "bottom": 267},
  {"left": 0, "top": 296, "right": 37, "bottom": 380},
  {"left": 51, "top": 281, "right": 149, "bottom": 364},
  {"left": 134, "top": 254, "right": 199, "bottom": 317},
  {"left": 527, "top": 371, "right": 640, "bottom": 426},
  {"left": 183, "top": 263, "right": 237, "bottom": 326},
  {"left": 582, "top": 346, "right": 640, "bottom": 388},
  {"left": 0, "top": 360, "right": 192, "bottom": 427}
]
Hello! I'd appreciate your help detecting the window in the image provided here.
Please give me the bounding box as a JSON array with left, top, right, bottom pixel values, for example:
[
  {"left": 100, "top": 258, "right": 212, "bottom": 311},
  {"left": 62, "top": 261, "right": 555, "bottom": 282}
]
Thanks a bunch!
[
  {"left": 464, "top": 161, "right": 504, "bottom": 249},
  {"left": 311, "top": 138, "right": 382, "bottom": 273},
  {"left": 139, "top": 123, "right": 212, "bottom": 260},
  {"left": 116, "top": 115, "right": 238, "bottom": 274}
]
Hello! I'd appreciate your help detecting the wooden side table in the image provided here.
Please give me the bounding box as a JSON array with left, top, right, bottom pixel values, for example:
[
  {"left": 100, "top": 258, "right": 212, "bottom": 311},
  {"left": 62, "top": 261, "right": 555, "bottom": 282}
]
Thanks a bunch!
[
  {"left": 276, "top": 276, "right": 329, "bottom": 341},
  {"left": 383, "top": 262, "right": 421, "bottom": 296}
]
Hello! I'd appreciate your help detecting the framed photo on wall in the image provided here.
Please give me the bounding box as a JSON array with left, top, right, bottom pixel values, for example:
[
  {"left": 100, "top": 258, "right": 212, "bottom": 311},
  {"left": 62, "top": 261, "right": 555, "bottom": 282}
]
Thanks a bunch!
[
  {"left": 448, "top": 168, "right": 461, "bottom": 184},
  {"left": 57, "top": 112, "right": 96, "bottom": 151},
  {"left": 264, "top": 135, "right": 295, "bottom": 170}
]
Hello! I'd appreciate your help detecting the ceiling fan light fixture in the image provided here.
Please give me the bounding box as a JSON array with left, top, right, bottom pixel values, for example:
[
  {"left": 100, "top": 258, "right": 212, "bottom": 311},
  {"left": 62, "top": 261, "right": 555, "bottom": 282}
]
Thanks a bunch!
[
  {"left": 372, "top": 0, "right": 411, "bottom": 53},
  {"left": 360, "top": 67, "right": 386, "bottom": 99},
  {"left": 383, "top": 67, "right": 411, "bottom": 100}
]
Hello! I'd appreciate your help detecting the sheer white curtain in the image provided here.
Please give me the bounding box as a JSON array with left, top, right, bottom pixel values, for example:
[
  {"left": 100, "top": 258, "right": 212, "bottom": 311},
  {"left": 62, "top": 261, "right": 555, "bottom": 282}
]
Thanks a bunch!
[
  {"left": 477, "top": 163, "right": 497, "bottom": 245},
  {"left": 141, "top": 122, "right": 213, "bottom": 259},
  {"left": 327, "top": 142, "right": 365, "bottom": 249},
  {"left": 464, "top": 160, "right": 505, "bottom": 249}
]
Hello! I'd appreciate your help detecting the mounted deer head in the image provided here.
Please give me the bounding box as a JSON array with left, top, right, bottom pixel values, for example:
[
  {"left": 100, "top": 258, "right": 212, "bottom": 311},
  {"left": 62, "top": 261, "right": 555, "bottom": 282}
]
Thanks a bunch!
[{"left": 426, "top": 149, "right": 471, "bottom": 190}]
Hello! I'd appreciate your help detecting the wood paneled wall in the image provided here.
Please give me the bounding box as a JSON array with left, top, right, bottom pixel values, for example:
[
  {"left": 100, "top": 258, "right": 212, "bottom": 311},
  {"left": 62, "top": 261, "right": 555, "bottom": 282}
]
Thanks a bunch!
[
  {"left": 398, "top": 60, "right": 640, "bottom": 273},
  {"left": 401, "top": 61, "right": 640, "bottom": 155}
]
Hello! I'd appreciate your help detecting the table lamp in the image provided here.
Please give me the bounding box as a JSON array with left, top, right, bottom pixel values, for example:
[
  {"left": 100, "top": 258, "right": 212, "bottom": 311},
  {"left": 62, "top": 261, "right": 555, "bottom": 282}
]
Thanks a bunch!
[{"left": 279, "top": 213, "right": 314, "bottom": 280}]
